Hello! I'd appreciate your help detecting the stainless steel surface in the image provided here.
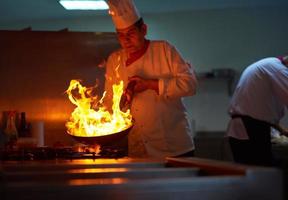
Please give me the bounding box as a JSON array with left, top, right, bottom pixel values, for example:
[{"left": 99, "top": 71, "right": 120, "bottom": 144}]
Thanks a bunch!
[{"left": 0, "top": 158, "right": 283, "bottom": 200}]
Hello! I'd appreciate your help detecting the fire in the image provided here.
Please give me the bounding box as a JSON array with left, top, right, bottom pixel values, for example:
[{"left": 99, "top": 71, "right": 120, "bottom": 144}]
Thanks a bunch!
[{"left": 65, "top": 79, "right": 132, "bottom": 137}]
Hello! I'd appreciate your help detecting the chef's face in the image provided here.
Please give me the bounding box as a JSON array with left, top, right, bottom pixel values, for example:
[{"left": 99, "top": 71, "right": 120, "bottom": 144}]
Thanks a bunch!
[{"left": 116, "top": 22, "right": 147, "bottom": 55}]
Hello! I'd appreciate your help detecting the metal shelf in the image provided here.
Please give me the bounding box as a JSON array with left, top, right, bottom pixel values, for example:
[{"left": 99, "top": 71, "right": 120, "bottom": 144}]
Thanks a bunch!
[{"left": 197, "top": 68, "right": 236, "bottom": 96}]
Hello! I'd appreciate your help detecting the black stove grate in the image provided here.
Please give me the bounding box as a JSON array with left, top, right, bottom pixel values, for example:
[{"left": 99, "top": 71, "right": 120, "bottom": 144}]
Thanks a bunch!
[{"left": 0, "top": 145, "right": 127, "bottom": 161}]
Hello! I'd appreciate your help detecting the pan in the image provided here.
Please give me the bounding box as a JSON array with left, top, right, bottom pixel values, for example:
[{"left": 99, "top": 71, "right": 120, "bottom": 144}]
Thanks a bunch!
[{"left": 67, "top": 124, "right": 133, "bottom": 146}]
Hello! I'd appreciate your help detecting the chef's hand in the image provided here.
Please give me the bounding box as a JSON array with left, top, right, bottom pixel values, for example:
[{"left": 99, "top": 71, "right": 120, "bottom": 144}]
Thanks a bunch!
[
  {"left": 273, "top": 124, "right": 288, "bottom": 137},
  {"left": 128, "top": 76, "right": 159, "bottom": 94},
  {"left": 120, "top": 92, "right": 132, "bottom": 111},
  {"left": 120, "top": 80, "right": 136, "bottom": 110},
  {"left": 280, "top": 128, "right": 288, "bottom": 137}
]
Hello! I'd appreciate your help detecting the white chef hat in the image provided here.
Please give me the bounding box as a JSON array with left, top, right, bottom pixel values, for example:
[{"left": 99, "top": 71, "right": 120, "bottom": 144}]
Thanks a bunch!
[{"left": 106, "top": 0, "right": 141, "bottom": 30}]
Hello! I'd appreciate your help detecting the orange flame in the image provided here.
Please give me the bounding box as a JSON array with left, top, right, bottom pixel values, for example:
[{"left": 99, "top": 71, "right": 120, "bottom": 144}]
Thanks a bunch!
[{"left": 65, "top": 80, "right": 132, "bottom": 137}]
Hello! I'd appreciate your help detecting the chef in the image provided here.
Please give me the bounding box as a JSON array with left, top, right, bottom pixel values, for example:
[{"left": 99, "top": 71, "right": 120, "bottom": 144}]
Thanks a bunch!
[
  {"left": 227, "top": 55, "right": 288, "bottom": 166},
  {"left": 104, "top": 0, "right": 197, "bottom": 159}
]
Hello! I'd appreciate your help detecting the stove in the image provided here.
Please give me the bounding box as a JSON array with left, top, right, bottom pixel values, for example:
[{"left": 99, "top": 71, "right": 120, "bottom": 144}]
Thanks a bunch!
[{"left": 0, "top": 145, "right": 128, "bottom": 161}]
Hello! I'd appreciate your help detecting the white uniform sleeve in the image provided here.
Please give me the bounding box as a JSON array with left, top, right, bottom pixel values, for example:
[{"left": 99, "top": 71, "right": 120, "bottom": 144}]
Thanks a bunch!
[
  {"left": 158, "top": 42, "right": 197, "bottom": 99},
  {"left": 271, "top": 67, "right": 288, "bottom": 106}
]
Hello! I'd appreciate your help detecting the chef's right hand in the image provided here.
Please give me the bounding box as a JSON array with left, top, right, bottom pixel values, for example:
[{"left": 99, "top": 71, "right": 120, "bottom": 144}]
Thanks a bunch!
[
  {"left": 120, "top": 80, "right": 137, "bottom": 110},
  {"left": 120, "top": 90, "right": 132, "bottom": 110}
]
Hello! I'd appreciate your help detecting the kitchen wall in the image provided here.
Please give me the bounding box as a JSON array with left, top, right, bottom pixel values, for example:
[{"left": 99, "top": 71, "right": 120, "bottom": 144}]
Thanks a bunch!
[
  {"left": 0, "top": 30, "right": 121, "bottom": 146},
  {"left": 1, "top": 5, "right": 287, "bottom": 136}
]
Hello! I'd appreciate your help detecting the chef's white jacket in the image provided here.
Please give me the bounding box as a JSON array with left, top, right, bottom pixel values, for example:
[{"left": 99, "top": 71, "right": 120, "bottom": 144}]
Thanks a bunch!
[
  {"left": 105, "top": 40, "right": 197, "bottom": 159},
  {"left": 227, "top": 57, "right": 288, "bottom": 139}
]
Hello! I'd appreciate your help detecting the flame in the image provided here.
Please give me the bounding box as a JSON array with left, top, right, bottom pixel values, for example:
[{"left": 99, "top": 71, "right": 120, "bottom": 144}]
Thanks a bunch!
[{"left": 65, "top": 79, "right": 132, "bottom": 137}]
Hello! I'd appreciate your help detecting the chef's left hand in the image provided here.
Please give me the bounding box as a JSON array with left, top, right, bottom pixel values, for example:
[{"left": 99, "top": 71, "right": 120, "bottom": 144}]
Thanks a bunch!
[
  {"left": 274, "top": 124, "right": 288, "bottom": 137},
  {"left": 280, "top": 128, "right": 288, "bottom": 137},
  {"left": 128, "top": 76, "right": 159, "bottom": 94}
]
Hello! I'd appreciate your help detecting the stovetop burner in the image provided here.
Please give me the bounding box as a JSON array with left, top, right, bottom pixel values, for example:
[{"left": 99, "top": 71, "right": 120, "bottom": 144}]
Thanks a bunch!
[{"left": 0, "top": 145, "right": 128, "bottom": 161}]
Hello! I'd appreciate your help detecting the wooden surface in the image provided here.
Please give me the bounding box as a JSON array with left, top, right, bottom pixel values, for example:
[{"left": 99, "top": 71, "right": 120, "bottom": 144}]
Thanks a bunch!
[{"left": 166, "top": 157, "right": 251, "bottom": 175}]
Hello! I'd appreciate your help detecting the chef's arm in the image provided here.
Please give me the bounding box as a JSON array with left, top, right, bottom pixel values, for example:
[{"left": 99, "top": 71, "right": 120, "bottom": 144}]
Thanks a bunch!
[
  {"left": 149, "top": 79, "right": 159, "bottom": 94},
  {"left": 159, "top": 42, "right": 197, "bottom": 99},
  {"left": 159, "top": 70, "right": 197, "bottom": 99},
  {"left": 128, "top": 76, "right": 159, "bottom": 94},
  {"left": 271, "top": 67, "right": 288, "bottom": 106}
]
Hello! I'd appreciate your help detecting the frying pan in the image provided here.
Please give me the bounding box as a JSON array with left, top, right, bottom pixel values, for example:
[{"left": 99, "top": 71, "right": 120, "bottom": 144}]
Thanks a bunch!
[{"left": 67, "top": 124, "right": 133, "bottom": 146}]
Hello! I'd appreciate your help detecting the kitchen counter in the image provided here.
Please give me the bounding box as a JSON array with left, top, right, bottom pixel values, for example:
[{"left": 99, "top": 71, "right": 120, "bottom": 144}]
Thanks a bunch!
[{"left": 0, "top": 157, "right": 283, "bottom": 200}]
